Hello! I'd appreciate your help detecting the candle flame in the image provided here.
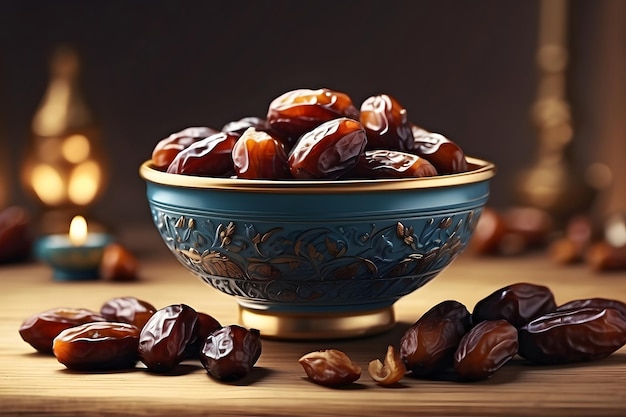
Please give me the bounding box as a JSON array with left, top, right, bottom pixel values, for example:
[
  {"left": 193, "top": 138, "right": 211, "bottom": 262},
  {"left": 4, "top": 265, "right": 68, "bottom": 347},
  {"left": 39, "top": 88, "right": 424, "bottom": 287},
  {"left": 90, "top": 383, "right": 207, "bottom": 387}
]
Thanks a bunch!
[{"left": 69, "top": 215, "right": 88, "bottom": 246}]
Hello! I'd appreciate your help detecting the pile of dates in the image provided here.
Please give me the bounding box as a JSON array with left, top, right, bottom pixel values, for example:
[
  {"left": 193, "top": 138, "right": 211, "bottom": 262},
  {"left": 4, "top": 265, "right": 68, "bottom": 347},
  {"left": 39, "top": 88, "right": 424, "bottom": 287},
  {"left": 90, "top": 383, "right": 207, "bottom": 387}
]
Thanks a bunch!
[
  {"left": 151, "top": 88, "right": 469, "bottom": 180},
  {"left": 18, "top": 296, "right": 261, "bottom": 382},
  {"left": 298, "top": 282, "right": 626, "bottom": 386}
]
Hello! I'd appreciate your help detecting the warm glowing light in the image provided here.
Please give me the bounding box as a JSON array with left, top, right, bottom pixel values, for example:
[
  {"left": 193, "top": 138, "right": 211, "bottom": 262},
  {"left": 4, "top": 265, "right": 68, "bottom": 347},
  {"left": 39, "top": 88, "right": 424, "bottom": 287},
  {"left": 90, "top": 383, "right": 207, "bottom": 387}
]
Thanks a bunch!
[
  {"left": 605, "top": 213, "right": 626, "bottom": 248},
  {"left": 62, "top": 134, "right": 90, "bottom": 163},
  {"left": 32, "top": 78, "right": 71, "bottom": 137},
  {"left": 37, "top": 137, "right": 62, "bottom": 162},
  {"left": 69, "top": 215, "right": 88, "bottom": 246},
  {"left": 31, "top": 164, "right": 65, "bottom": 205},
  {"left": 21, "top": 45, "right": 107, "bottom": 212},
  {"left": 68, "top": 161, "right": 101, "bottom": 205}
]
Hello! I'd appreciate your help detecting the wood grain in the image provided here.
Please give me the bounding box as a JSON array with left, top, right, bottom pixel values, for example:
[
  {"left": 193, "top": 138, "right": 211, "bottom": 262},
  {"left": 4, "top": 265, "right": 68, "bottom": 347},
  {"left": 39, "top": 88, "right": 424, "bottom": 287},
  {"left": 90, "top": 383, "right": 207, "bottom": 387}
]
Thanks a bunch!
[{"left": 2, "top": 236, "right": 626, "bottom": 417}]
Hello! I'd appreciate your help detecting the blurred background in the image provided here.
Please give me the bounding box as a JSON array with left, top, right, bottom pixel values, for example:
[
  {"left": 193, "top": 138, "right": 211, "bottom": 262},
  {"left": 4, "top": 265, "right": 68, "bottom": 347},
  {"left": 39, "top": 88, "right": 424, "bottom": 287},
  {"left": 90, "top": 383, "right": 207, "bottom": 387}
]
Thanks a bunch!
[{"left": 0, "top": 0, "right": 623, "bottom": 238}]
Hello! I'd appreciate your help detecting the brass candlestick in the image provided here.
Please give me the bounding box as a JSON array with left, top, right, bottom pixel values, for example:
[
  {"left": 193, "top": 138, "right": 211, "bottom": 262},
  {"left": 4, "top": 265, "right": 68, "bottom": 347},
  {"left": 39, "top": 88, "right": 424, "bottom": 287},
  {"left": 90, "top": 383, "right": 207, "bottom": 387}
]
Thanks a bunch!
[
  {"left": 586, "top": 0, "right": 626, "bottom": 239},
  {"left": 515, "top": 0, "right": 593, "bottom": 225}
]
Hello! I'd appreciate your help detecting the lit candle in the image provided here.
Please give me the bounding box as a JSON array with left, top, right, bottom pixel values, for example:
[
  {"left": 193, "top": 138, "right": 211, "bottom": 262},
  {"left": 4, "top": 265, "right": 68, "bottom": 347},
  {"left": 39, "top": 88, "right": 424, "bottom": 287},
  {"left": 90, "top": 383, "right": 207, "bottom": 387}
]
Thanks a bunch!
[
  {"left": 35, "top": 215, "right": 113, "bottom": 281},
  {"left": 69, "top": 215, "right": 88, "bottom": 246}
]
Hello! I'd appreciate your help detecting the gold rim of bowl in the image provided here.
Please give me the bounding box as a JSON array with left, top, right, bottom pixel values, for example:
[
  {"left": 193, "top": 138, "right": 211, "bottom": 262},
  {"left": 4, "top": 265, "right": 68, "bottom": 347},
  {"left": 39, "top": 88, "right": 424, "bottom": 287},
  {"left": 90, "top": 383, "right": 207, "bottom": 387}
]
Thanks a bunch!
[{"left": 139, "top": 156, "right": 496, "bottom": 193}]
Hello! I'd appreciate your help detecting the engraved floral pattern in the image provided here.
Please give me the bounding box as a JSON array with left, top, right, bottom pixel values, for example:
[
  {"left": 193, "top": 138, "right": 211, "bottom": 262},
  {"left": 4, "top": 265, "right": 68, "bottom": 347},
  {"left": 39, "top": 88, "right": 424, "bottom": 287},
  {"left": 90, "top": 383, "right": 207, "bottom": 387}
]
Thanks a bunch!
[{"left": 152, "top": 207, "right": 480, "bottom": 306}]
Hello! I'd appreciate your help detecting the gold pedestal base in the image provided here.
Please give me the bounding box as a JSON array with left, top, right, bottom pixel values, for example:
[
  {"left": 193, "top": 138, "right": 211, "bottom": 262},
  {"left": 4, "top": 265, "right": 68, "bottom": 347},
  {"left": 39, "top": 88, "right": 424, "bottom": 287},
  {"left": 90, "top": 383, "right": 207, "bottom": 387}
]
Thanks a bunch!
[{"left": 238, "top": 306, "right": 396, "bottom": 340}]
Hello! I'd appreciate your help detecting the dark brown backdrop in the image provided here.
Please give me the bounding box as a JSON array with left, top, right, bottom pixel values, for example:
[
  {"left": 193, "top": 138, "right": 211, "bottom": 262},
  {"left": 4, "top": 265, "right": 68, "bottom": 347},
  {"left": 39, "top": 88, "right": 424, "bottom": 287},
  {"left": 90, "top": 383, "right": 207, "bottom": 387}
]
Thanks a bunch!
[{"left": 0, "top": 0, "right": 607, "bottom": 228}]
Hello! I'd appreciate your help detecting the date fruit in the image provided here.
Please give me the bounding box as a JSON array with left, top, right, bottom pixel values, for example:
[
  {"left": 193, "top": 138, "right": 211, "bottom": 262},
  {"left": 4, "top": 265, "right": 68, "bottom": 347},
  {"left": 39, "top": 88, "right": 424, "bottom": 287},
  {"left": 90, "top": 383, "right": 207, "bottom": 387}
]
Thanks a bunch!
[
  {"left": 549, "top": 237, "right": 585, "bottom": 265},
  {"left": 19, "top": 308, "right": 107, "bottom": 353},
  {"left": 454, "top": 319, "right": 518, "bottom": 381},
  {"left": 360, "top": 94, "right": 413, "bottom": 151},
  {"left": 586, "top": 241, "right": 626, "bottom": 272},
  {"left": 232, "top": 128, "right": 291, "bottom": 179},
  {"left": 502, "top": 206, "right": 553, "bottom": 249},
  {"left": 200, "top": 325, "right": 261, "bottom": 381},
  {"left": 138, "top": 304, "right": 198, "bottom": 372},
  {"left": 299, "top": 349, "right": 361, "bottom": 386},
  {"left": 557, "top": 297, "right": 626, "bottom": 319},
  {"left": 350, "top": 149, "right": 437, "bottom": 179},
  {"left": 185, "top": 311, "right": 222, "bottom": 359},
  {"left": 411, "top": 125, "right": 468, "bottom": 174},
  {"left": 469, "top": 207, "right": 508, "bottom": 255},
  {"left": 399, "top": 300, "right": 472, "bottom": 377},
  {"left": 150, "top": 88, "right": 473, "bottom": 182},
  {"left": 288, "top": 117, "right": 367, "bottom": 179},
  {"left": 52, "top": 321, "right": 140, "bottom": 371},
  {"left": 518, "top": 307, "right": 626, "bottom": 364},
  {"left": 152, "top": 126, "right": 218, "bottom": 169},
  {"left": 549, "top": 214, "right": 594, "bottom": 264},
  {"left": 222, "top": 117, "right": 269, "bottom": 136},
  {"left": 472, "top": 282, "right": 557, "bottom": 328},
  {"left": 99, "top": 296, "right": 157, "bottom": 329},
  {"left": 267, "top": 88, "right": 359, "bottom": 142},
  {"left": 368, "top": 345, "right": 406, "bottom": 386},
  {"left": 0, "top": 205, "right": 33, "bottom": 263},
  {"left": 99, "top": 243, "right": 139, "bottom": 282},
  {"left": 166, "top": 132, "right": 238, "bottom": 176}
]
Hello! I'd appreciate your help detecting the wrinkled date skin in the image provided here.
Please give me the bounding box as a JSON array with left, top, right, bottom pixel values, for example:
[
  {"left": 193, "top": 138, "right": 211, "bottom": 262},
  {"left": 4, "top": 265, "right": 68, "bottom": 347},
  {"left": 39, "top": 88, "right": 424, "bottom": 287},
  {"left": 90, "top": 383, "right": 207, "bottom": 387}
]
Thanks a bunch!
[
  {"left": 288, "top": 117, "right": 367, "bottom": 179},
  {"left": 152, "top": 126, "right": 219, "bottom": 169},
  {"left": 166, "top": 132, "right": 239, "bottom": 176},
  {"left": 222, "top": 117, "right": 269, "bottom": 136},
  {"left": 350, "top": 149, "right": 438, "bottom": 179},
  {"left": 472, "top": 282, "right": 557, "bottom": 328},
  {"left": 185, "top": 311, "right": 222, "bottom": 359},
  {"left": 400, "top": 300, "right": 472, "bottom": 377},
  {"left": 454, "top": 319, "right": 518, "bottom": 381},
  {"left": 138, "top": 304, "right": 198, "bottom": 372},
  {"left": 232, "top": 128, "right": 291, "bottom": 179},
  {"left": 557, "top": 298, "right": 626, "bottom": 319},
  {"left": 360, "top": 94, "right": 413, "bottom": 152},
  {"left": 299, "top": 349, "right": 361, "bottom": 386},
  {"left": 52, "top": 322, "right": 140, "bottom": 371},
  {"left": 100, "top": 296, "right": 157, "bottom": 329},
  {"left": 200, "top": 325, "right": 261, "bottom": 381},
  {"left": 267, "top": 88, "right": 359, "bottom": 144},
  {"left": 411, "top": 125, "right": 468, "bottom": 174},
  {"left": 150, "top": 88, "right": 473, "bottom": 181},
  {"left": 518, "top": 308, "right": 626, "bottom": 364},
  {"left": 19, "top": 308, "right": 107, "bottom": 354}
]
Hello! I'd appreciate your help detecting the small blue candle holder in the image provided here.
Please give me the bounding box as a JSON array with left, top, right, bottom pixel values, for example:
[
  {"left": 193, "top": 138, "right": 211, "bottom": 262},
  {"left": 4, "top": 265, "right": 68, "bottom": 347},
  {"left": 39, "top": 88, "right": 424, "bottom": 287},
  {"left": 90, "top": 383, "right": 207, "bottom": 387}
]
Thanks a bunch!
[{"left": 35, "top": 233, "right": 114, "bottom": 281}]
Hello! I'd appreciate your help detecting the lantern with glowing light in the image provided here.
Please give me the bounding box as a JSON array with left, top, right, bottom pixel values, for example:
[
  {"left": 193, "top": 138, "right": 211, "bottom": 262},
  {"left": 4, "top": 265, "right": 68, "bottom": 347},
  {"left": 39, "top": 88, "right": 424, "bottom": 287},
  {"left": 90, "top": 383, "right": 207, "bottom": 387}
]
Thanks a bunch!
[{"left": 20, "top": 45, "right": 107, "bottom": 231}]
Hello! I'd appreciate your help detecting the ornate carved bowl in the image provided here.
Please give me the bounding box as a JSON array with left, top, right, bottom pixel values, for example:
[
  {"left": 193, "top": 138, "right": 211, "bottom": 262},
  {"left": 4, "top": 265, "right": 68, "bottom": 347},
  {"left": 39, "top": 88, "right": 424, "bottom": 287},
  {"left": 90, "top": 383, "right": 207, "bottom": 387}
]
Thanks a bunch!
[{"left": 140, "top": 157, "right": 495, "bottom": 339}]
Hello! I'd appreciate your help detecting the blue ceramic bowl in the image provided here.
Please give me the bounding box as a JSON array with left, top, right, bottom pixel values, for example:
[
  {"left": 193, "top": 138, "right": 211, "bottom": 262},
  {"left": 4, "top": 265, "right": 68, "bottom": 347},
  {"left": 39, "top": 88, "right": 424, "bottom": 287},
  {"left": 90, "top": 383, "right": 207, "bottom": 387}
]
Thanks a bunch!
[
  {"left": 35, "top": 233, "right": 114, "bottom": 281},
  {"left": 140, "top": 157, "right": 495, "bottom": 339}
]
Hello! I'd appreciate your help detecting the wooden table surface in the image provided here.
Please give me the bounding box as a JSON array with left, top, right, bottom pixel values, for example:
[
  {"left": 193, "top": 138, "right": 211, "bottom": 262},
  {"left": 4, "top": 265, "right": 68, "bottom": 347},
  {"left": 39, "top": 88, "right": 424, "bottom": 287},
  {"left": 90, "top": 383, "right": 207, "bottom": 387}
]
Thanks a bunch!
[{"left": 1, "top": 227, "right": 625, "bottom": 417}]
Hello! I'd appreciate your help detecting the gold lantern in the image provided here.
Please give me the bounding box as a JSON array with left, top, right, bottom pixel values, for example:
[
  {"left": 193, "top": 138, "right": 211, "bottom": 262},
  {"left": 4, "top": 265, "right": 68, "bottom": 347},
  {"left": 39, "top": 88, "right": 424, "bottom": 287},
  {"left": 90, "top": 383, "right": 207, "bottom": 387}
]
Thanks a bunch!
[{"left": 21, "top": 45, "right": 107, "bottom": 233}]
